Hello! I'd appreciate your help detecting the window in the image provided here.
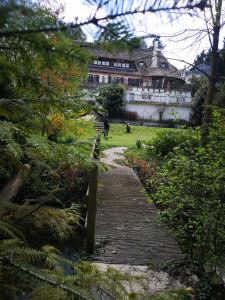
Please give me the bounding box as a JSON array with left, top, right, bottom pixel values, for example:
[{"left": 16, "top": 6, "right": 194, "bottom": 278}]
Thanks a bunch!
[
  {"left": 113, "top": 61, "right": 129, "bottom": 68},
  {"left": 142, "top": 94, "right": 151, "bottom": 100},
  {"left": 160, "top": 62, "right": 168, "bottom": 69},
  {"left": 128, "top": 78, "right": 143, "bottom": 87},
  {"left": 152, "top": 77, "right": 162, "bottom": 89},
  {"left": 129, "top": 93, "right": 135, "bottom": 101},
  {"left": 97, "top": 60, "right": 101, "bottom": 65},
  {"left": 94, "top": 60, "right": 98, "bottom": 64},
  {"left": 112, "top": 77, "right": 124, "bottom": 84},
  {"left": 101, "top": 61, "right": 109, "bottom": 66},
  {"left": 88, "top": 74, "right": 99, "bottom": 83},
  {"left": 88, "top": 75, "right": 94, "bottom": 83}
]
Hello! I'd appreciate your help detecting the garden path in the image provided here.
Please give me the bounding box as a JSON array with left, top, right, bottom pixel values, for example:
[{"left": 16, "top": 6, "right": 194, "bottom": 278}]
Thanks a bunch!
[{"left": 94, "top": 147, "right": 184, "bottom": 265}]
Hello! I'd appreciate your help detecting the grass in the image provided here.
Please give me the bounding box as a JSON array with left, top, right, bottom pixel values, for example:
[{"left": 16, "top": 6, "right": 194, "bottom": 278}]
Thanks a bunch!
[
  {"left": 76, "top": 121, "right": 97, "bottom": 143},
  {"left": 100, "top": 123, "right": 170, "bottom": 149}
]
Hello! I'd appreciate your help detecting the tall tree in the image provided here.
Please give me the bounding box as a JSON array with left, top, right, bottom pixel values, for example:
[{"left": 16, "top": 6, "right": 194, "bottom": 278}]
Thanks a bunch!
[{"left": 201, "top": 0, "right": 223, "bottom": 145}]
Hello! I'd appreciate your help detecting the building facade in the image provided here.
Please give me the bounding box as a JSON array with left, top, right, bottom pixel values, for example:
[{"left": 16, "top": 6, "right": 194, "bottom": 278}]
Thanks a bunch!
[{"left": 81, "top": 41, "right": 192, "bottom": 122}]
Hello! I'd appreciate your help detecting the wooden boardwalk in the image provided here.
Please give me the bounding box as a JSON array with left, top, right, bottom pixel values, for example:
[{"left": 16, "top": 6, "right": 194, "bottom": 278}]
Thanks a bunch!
[{"left": 94, "top": 165, "right": 184, "bottom": 265}]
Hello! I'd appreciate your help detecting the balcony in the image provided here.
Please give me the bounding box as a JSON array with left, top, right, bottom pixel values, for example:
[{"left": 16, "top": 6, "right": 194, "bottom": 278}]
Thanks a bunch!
[{"left": 125, "top": 92, "right": 192, "bottom": 106}]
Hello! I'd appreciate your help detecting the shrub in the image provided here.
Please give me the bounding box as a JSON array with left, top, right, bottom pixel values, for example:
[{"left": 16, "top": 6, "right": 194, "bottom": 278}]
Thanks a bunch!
[
  {"left": 125, "top": 111, "right": 138, "bottom": 120},
  {"left": 149, "top": 145, "right": 225, "bottom": 266},
  {"left": 148, "top": 113, "right": 225, "bottom": 266},
  {"left": 136, "top": 140, "right": 142, "bottom": 148},
  {"left": 96, "top": 84, "right": 124, "bottom": 117},
  {"left": 129, "top": 157, "right": 157, "bottom": 189},
  {"left": 146, "top": 128, "right": 199, "bottom": 158}
]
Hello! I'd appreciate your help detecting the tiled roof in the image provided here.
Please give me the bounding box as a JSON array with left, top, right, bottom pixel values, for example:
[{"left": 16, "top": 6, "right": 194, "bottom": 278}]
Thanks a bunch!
[{"left": 78, "top": 42, "right": 181, "bottom": 79}]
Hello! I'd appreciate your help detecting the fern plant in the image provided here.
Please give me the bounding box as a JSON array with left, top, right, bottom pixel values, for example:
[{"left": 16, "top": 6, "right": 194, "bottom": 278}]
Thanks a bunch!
[{"left": 0, "top": 221, "right": 146, "bottom": 300}]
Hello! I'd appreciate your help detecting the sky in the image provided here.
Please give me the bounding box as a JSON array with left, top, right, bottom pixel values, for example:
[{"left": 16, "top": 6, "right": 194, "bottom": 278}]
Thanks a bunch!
[{"left": 56, "top": 0, "right": 225, "bottom": 69}]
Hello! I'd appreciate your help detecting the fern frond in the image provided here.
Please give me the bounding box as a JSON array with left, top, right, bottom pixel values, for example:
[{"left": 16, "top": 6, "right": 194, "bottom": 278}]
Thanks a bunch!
[
  {"left": 0, "top": 120, "right": 23, "bottom": 158},
  {"left": 0, "top": 257, "right": 92, "bottom": 300},
  {"left": 64, "top": 262, "right": 132, "bottom": 300},
  {"left": 29, "top": 284, "right": 67, "bottom": 300},
  {"left": 2, "top": 246, "right": 46, "bottom": 264},
  {"left": 0, "top": 238, "right": 24, "bottom": 251},
  {"left": 0, "top": 221, "right": 24, "bottom": 240}
]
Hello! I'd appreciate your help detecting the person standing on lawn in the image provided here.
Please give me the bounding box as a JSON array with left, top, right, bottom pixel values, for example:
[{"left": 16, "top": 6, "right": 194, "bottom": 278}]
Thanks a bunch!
[{"left": 103, "top": 119, "right": 110, "bottom": 138}]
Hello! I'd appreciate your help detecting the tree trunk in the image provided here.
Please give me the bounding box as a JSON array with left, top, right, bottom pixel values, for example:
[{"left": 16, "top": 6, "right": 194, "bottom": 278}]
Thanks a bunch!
[
  {"left": 0, "top": 164, "right": 31, "bottom": 202},
  {"left": 201, "top": 0, "right": 223, "bottom": 145}
]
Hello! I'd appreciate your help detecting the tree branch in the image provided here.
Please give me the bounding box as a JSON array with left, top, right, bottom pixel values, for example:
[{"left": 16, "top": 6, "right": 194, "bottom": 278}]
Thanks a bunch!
[{"left": 0, "top": 1, "right": 208, "bottom": 37}]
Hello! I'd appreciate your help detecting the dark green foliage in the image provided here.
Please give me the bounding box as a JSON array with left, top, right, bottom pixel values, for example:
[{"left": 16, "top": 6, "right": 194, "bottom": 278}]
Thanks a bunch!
[
  {"left": 193, "top": 39, "right": 225, "bottom": 81},
  {"left": 0, "top": 0, "right": 95, "bottom": 259},
  {"left": 190, "top": 79, "right": 225, "bottom": 126},
  {"left": 96, "top": 84, "right": 124, "bottom": 117},
  {"left": 148, "top": 113, "right": 225, "bottom": 268},
  {"left": 95, "top": 22, "right": 148, "bottom": 52},
  {"left": 215, "top": 82, "right": 225, "bottom": 107},
  {"left": 190, "top": 80, "right": 208, "bottom": 125},
  {"left": 0, "top": 221, "right": 143, "bottom": 300},
  {"left": 128, "top": 37, "right": 148, "bottom": 49},
  {"left": 146, "top": 128, "right": 199, "bottom": 158},
  {"left": 136, "top": 140, "right": 142, "bottom": 148},
  {"left": 193, "top": 50, "right": 211, "bottom": 66}
]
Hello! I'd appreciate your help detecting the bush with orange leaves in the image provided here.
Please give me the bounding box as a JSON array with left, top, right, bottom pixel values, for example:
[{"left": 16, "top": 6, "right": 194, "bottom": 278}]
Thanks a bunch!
[
  {"left": 47, "top": 114, "right": 65, "bottom": 141},
  {"left": 129, "top": 157, "right": 157, "bottom": 191}
]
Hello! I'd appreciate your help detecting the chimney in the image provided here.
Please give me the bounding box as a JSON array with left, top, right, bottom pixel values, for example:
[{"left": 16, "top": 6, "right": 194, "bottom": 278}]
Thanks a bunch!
[
  {"left": 151, "top": 40, "right": 159, "bottom": 68},
  {"left": 153, "top": 39, "right": 159, "bottom": 51}
]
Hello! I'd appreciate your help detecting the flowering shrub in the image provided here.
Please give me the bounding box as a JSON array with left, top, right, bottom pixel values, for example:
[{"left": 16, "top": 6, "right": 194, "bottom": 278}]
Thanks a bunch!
[{"left": 129, "top": 157, "right": 157, "bottom": 190}]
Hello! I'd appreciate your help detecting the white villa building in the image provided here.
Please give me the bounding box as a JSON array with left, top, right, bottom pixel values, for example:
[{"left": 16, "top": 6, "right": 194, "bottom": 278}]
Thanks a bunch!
[{"left": 80, "top": 41, "right": 192, "bottom": 122}]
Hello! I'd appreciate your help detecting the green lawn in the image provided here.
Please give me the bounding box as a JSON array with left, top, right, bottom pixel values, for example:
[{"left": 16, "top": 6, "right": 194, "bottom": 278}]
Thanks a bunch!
[{"left": 100, "top": 123, "right": 170, "bottom": 149}]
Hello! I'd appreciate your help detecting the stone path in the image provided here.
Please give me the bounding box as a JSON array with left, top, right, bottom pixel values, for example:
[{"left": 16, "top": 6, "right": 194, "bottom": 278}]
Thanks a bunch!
[
  {"left": 94, "top": 147, "right": 184, "bottom": 265},
  {"left": 100, "top": 147, "right": 127, "bottom": 167}
]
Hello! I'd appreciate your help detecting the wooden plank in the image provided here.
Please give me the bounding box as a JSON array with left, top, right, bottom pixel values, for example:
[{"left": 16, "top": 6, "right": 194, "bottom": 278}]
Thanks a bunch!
[
  {"left": 86, "top": 164, "right": 98, "bottom": 254},
  {"left": 94, "top": 166, "right": 184, "bottom": 265}
]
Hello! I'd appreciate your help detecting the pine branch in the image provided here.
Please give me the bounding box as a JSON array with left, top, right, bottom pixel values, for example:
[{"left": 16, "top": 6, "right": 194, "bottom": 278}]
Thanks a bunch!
[
  {"left": 0, "top": 1, "right": 208, "bottom": 37},
  {"left": 0, "top": 256, "right": 91, "bottom": 300}
]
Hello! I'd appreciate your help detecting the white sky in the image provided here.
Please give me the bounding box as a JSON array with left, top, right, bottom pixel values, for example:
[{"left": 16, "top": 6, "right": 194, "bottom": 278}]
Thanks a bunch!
[{"left": 56, "top": 0, "right": 225, "bottom": 69}]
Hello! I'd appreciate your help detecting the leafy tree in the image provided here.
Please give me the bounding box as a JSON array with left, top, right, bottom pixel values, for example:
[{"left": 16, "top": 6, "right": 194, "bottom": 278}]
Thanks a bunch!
[
  {"left": 215, "top": 82, "right": 225, "bottom": 107},
  {"left": 192, "top": 38, "right": 225, "bottom": 80},
  {"left": 190, "top": 79, "right": 208, "bottom": 125},
  {"left": 0, "top": 0, "right": 91, "bottom": 180},
  {"left": 193, "top": 50, "right": 211, "bottom": 66},
  {"left": 129, "top": 36, "right": 148, "bottom": 49},
  {"left": 96, "top": 84, "right": 124, "bottom": 117},
  {"left": 200, "top": 0, "right": 223, "bottom": 145}
]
